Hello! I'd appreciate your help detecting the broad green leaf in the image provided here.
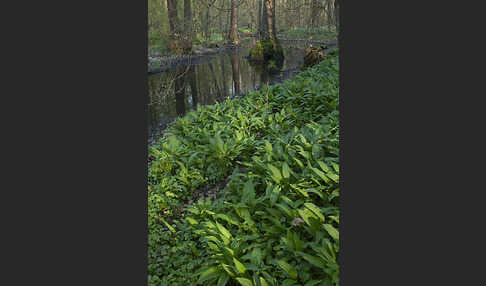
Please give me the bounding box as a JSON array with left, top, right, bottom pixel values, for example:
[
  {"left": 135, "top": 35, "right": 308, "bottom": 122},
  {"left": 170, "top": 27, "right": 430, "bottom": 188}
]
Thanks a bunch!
[
  {"left": 160, "top": 217, "right": 175, "bottom": 233},
  {"left": 327, "top": 172, "right": 339, "bottom": 183},
  {"left": 297, "top": 208, "right": 318, "bottom": 226},
  {"left": 217, "top": 273, "right": 230, "bottom": 286},
  {"left": 329, "top": 189, "right": 339, "bottom": 201},
  {"left": 198, "top": 267, "right": 220, "bottom": 284},
  {"left": 185, "top": 217, "right": 198, "bottom": 225},
  {"left": 282, "top": 162, "right": 291, "bottom": 179},
  {"left": 216, "top": 222, "right": 232, "bottom": 240},
  {"left": 311, "top": 167, "right": 330, "bottom": 184},
  {"left": 304, "top": 280, "right": 323, "bottom": 286},
  {"left": 282, "top": 279, "right": 298, "bottom": 286},
  {"left": 215, "top": 214, "right": 239, "bottom": 225},
  {"left": 317, "top": 160, "right": 329, "bottom": 172},
  {"left": 290, "top": 184, "right": 309, "bottom": 198},
  {"left": 233, "top": 258, "right": 247, "bottom": 274},
  {"left": 205, "top": 236, "right": 223, "bottom": 246},
  {"left": 236, "top": 278, "right": 254, "bottom": 286},
  {"left": 250, "top": 248, "right": 263, "bottom": 266},
  {"left": 331, "top": 162, "right": 339, "bottom": 173},
  {"left": 275, "top": 260, "right": 298, "bottom": 279},
  {"left": 296, "top": 252, "right": 326, "bottom": 269},
  {"left": 267, "top": 164, "right": 282, "bottom": 183},
  {"left": 304, "top": 203, "right": 325, "bottom": 222},
  {"left": 292, "top": 231, "right": 304, "bottom": 251},
  {"left": 276, "top": 203, "right": 292, "bottom": 218},
  {"left": 270, "top": 185, "right": 281, "bottom": 204},
  {"left": 221, "top": 264, "right": 236, "bottom": 277},
  {"left": 259, "top": 277, "right": 269, "bottom": 286},
  {"left": 294, "top": 157, "right": 304, "bottom": 168},
  {"left": 323, "top": 224, "right": 339, "bottom": 240},
  {"left": 264, "top": 140, "right": 273, "bottom": 153}
]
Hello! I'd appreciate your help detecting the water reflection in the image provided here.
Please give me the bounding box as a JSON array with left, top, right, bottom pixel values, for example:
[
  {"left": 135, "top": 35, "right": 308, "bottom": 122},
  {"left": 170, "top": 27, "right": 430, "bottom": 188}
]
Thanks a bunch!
[{"left": 148, "top": 42, "right": 308, "bottom": 140}]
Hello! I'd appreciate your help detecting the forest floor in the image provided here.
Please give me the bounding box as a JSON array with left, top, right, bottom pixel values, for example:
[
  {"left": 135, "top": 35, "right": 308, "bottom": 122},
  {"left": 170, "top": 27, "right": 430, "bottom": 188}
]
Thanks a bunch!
[{"left": 148, "top": 55, "right": 340, "bottom": 286}]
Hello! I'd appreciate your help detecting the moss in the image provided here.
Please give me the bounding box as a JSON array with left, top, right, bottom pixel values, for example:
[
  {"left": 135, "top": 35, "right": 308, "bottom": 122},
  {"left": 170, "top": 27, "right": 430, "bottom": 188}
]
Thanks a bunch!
[
  {"left": 249, "top": 39, "right": 284, "bottom": 66},
  {"left": 302, "top": 46, "right": 326, "bottom": 69},
  {"left": 249, "top": 42, "right": 264, "bottom": 62}
]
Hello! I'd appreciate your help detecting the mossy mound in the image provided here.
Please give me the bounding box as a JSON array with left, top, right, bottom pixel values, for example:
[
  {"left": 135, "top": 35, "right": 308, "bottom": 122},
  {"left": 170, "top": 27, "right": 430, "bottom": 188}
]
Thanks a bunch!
[
  {"left": 302, "top": 45, "right": 326, "bottom": 69},
  {"left": 249, "top": 39, "right": 284, "bottom": 64}
]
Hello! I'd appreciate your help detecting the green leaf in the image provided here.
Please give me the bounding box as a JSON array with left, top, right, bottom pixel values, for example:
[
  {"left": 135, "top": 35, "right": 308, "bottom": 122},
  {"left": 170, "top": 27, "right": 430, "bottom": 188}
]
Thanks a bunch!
[
  {"left": 297, "top": 208, "right": 318, "bottom": 226},
  {"left": 233, "top": 258, "right": 247, "bottom": 274},
  {"left": 217, "top": 273, "right": 230, "bottom": 286},
  {"left": 270, "top": 185, "right": 281, "bottom": 204},
  {"left": 250, "top": 248, "right": 263, "bottom": 266},
  {"left": 259, "top": 277, "right": 269, "bottom": 286},
  {"left": 267, "top": 164, "right": 282, "bottom": 183},
  {"left": 311, "top": 167, "right": 330, "bottom": 184},
  {"left": 282, "top": 279, "right": 298, "bottom": 286},
  {"left": 275, "top": 260, "right": 298, "bottom": 279},
  {"left": 296, "top": 252, "right": 326, "bottom": 269},
  {"left": 304, "top": 280, "right": 323, "bottom": 286},
  {"left": 264, "top": 140, "right": 273, "bottom": 153},
  {"left": 236, "top": 278, "right": 254, "bottom": 286},
  {"left": 215, "top": 214, "right": 239, "bottom": 226},
  {"left": 216, "top": 222, "right": 232, "bottom": 240},
  {"left": 304, "top": 203, "right": 325, "bottom": 222},
  {"left": 323, "top": 224, "right": 339, "bottom": 240},
  {"left": 282, "top": 162, "right": 291, "bottom": 179},
  {"left": 331, "top": 162, "right": 339, "bottom": 173},
  {"left": 185, "top": 217, "right": 198, "bottom": 225},
  {"left": 329, "top": 188, "right": 339, "bottom": 201},
  {"left": 294, "top": 157, "right": 304, "bottom": 168},
  {"left": 198, "top": 267, "right": 220, "bottom": 284},
  {"left": 242, "top": 181, "right": 256, "bottom": 204},
  {"left": 221, "top": 264, "right": 236, "bottom": 277},
  {"left": 327, "top": 172, "right": 339, "bottom": 183},
  {"left": 317, "top": 160, "right": 329, "bottom": 172},
  {"left": 160, "top": 217, "right": 175, "bottom": 233}
]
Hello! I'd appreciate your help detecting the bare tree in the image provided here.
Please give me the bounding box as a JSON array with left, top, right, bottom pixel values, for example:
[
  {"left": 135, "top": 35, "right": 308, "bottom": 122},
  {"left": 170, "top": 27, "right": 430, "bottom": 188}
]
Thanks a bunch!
[
  {"left": 183, "top": 0, "right": 193, "bottom": 52},
  {"left": 228, "top": 0, "right": 240, "bottom": 45},
  {"left": 166, "top": 0, "right": 181, "bottom": 53},
  {"left": 249, "top": 0, "right": 256, "bottom": 31},
  {"left": 264, "top": 0, "right": 277, "bottom": 42}
]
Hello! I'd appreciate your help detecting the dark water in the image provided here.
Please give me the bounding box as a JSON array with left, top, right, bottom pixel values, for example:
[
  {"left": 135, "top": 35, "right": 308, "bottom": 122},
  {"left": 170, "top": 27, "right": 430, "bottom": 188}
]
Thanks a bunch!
[{"left": 148, "top": 40, "right": 309, "bottom": 142}]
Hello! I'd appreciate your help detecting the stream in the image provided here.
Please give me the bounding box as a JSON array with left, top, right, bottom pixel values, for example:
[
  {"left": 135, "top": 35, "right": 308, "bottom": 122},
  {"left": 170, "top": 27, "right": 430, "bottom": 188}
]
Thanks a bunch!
[{"left": 148, "top": 39, "right": 324, "bottom": 143}]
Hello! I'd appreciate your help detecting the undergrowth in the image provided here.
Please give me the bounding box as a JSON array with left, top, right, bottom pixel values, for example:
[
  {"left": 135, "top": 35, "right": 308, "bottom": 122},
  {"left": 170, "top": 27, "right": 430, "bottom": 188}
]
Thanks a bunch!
[{"left": 148, "top": 55, "right": 339, "bottom": 286}]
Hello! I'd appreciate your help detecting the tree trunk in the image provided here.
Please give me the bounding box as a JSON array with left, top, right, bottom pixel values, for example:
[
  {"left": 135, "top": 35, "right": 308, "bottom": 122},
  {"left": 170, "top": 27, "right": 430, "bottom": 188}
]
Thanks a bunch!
[
  {"left": 183, "top": 0, "right": 193, "bottom": 53},
  {"left": 249, "top": 0, "right": 255, "bottom": 31},
  {"left": 257, "top": 0, "right": 262, "bottom": 35},
  {"left": 326, "top": 0, "right": 332, "bottom": 32},
  {"left": 260, "top": 0, "right": 269, "bottom": 40},
  {"left": 228, "top": 0, "right": 239, "bottom": 45},
  {"left": 310, "top": 0, "right": 318, "bottom": 28},
  {"left": 334, "top": 0, "right": 339, "bottom": 31},
  {"left": 264, "top": 0, "right": 277, "bottom": 42},
  {"left": 205, "top": 4, "right": 210, "bottom": 41},
  {"left": 166, "top": 0, "right": 181, "bottom": 53}
]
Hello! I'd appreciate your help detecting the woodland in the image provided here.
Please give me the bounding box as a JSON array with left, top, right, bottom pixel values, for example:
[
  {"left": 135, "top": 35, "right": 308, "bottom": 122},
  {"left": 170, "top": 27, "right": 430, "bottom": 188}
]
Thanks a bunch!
[{"left": 148, "top": 1, "right": 340, "bottom": 285}]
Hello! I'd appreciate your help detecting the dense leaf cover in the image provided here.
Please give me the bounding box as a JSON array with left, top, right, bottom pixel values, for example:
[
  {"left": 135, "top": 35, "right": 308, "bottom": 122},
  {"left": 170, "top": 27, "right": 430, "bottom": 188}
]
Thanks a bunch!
[{"left": 148, "top": 55, "right": 339, "bottom": 286}]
